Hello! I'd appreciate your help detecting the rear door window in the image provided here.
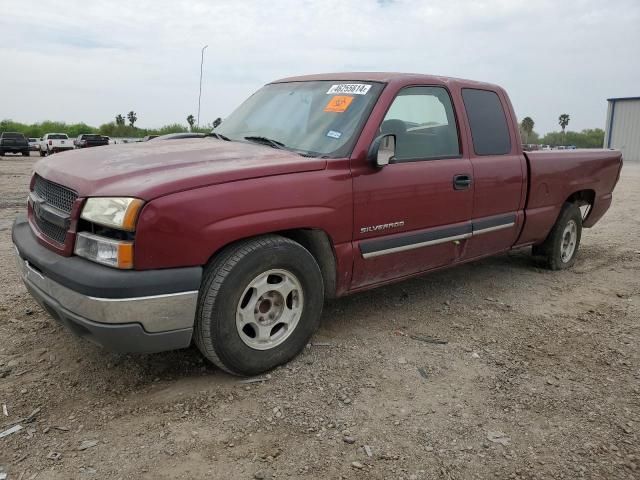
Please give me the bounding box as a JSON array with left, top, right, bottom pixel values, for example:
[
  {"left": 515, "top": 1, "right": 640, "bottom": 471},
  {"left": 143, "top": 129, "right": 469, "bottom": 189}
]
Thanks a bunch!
[{"left": 461, "top": 89, "right": 511, "bottom": 155}]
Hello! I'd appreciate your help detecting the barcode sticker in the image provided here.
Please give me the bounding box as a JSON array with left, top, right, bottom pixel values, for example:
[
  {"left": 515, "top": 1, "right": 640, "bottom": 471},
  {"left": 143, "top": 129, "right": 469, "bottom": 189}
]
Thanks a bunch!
[{"left": 326, "top": 84, "right": 371, "bottom": 95}]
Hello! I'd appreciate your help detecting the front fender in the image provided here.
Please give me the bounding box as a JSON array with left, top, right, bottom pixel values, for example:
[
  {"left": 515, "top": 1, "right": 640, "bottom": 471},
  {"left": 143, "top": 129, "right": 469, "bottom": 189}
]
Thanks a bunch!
[{"left": 133, "top": 165, "right": 352, "bottom": 270}]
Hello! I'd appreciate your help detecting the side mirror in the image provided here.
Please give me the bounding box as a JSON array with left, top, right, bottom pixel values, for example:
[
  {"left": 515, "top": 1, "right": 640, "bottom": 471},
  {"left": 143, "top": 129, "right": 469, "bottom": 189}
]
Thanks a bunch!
[{"left": 368, "top": 134, "right": 396, "bottom": 167}]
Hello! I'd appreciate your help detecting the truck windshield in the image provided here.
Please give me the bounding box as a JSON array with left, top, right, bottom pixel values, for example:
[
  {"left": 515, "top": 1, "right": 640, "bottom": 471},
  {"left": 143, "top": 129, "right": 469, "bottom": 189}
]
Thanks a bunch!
[{"left": 213, "top": 81, "right": 384, "bottom": 157}]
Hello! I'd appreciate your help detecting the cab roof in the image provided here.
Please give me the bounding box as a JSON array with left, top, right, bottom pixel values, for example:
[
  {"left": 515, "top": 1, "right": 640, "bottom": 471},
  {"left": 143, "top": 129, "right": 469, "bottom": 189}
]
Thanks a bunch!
[{"left": 271, "top": 72, "right": 502, "bottom": 91}]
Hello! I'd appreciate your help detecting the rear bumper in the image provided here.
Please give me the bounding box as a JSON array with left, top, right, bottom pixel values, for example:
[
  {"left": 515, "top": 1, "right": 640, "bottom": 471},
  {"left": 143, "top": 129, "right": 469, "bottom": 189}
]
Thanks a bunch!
[
  {"left": 1, "top": 145, "right": 28, "bottom": 152},
  {"left": 12, "top": 215, "right": 202, "bottom": 353},
  {"left": 51, "top": 147, "right": 74, "bottom": 153}
]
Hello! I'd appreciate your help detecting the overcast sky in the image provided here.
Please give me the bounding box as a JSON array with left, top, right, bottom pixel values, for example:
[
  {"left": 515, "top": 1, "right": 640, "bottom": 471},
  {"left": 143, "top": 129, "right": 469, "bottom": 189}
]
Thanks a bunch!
[{"left": 1, "top": 0, "right": 638, "bottom": 134}]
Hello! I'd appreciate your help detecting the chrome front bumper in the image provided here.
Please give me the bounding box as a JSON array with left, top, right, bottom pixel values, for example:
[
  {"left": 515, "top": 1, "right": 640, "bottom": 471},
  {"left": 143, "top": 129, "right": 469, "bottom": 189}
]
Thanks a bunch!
[{"left": 15, "top": 249, "right": 198, "bottom": 333}]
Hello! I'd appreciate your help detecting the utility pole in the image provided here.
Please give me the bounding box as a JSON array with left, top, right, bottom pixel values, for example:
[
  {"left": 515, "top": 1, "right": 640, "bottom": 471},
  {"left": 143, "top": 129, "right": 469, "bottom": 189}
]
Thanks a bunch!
[{"left": 197, "top": 45, "right": 208, "bottom": 129}]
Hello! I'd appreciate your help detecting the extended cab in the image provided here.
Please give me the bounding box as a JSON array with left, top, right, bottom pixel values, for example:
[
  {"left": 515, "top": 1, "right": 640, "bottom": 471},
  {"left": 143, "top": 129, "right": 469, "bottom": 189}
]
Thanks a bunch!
[
  {"left": 0, "top": 132, "right": 30, "bottom": 156},
  {"left": 12, "top": 73, "right": 623, "bottom": 376},
  {"left": 39, "top": 133, "right": 74, "bottom": 156}
]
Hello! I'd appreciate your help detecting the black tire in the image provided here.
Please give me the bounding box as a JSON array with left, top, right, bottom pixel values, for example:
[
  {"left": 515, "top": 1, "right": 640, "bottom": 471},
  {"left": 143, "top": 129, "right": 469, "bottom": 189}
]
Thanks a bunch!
[
  {"left": 22, "top": 150, "right": 29, "bottom": 157},
  {"left": 39, "top": 149, "right": 45, "bottom": 157},
  {"left": 194, "top": 235, "right": 324, "bottom": 376},
  {"left": 533, "top": 202, "right": 582, "bottom": 270},
  {"left": 0, "top": 150, "right": 4, "bottom": 157}
]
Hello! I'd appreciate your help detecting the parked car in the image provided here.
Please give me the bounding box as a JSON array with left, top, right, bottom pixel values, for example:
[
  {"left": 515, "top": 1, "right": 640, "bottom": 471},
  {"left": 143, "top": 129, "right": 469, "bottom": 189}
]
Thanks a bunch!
[
  {"left": 74, "top": 134, "right": 109, "bottom": 149},
  {"left": 13, "top": 72, "right": 623, "bottom": 376},
  {"left": 39, "top": 133, "right": 74, "bottom": 156},
  {"left": 0, "top": 132, "right": 30, "bottom": 156},
  {"left": 28, "top": 138, "right": 40, "bottom": 151},
  {"left": 151, "top": 132, "right": 206, "bottom": 140},
  {"left": 541, "top": 145, "right": 551, "bottom": 151}
]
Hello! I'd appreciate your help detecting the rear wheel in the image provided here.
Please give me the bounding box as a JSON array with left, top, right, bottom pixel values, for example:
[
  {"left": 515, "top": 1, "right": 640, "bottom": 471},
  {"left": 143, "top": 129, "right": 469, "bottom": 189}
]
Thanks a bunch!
[
  {"left": 194, "top": 235, "right": 324, "bottom": 376},
  {"left": 39, "top": 149, "right": 45, "bottom": 157},
  {"left": 22, "top": 150, "right": 29, "bottom": 157},
  {"left": 0, "top": 150, "right": 4, "bottom": 157},
  {"left": 533, "top": 202, "right": 582, "bottom": 270}
]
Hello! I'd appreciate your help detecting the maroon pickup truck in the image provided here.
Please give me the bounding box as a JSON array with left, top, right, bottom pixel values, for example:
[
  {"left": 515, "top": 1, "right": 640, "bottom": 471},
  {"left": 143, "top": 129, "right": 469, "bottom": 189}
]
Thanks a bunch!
[{"left": 12, "top": 73, "right": 623, "bottom": 376}]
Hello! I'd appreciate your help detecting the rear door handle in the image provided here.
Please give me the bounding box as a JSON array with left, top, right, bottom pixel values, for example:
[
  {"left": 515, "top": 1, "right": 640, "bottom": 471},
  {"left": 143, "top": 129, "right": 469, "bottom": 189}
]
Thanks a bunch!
[{"left": 453, "top": 174, "right": 472, "bottom": 190}]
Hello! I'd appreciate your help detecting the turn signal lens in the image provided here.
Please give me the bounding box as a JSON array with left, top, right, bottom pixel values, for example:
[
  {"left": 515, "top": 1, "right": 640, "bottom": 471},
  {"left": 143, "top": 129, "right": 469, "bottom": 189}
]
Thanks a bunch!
[{"left": 74, "top": 232, "right": 134, "bottom": 269}]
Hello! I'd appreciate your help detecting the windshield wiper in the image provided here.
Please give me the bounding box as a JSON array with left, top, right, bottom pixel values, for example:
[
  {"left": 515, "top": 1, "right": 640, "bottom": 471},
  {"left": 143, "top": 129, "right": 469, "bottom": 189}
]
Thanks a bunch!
[
  {"left": 206, "top": 132, "right": 231, "bottom": 141},
  {"left": 244, "top": 136, "right": 286, "bottom": 149}
]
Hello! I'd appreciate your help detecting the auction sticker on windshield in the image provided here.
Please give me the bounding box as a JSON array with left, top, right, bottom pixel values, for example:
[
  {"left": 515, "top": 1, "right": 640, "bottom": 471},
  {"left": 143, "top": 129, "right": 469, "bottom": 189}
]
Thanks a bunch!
[
  {"left": 326, "top": 84, "right": 371, "bottom": 95},
  {"left": 324, "top": 96, "right": 354, "bottom": 113}
]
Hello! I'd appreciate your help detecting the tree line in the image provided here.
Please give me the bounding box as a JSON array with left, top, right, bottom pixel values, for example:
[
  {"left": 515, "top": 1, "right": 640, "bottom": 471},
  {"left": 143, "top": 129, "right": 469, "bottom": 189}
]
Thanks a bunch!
[
  {"left": 0, "top": 113, "right": 214, "bottom": 139},
  {"left": 519, "top": 114, "right": 605, "bottom": 148}
]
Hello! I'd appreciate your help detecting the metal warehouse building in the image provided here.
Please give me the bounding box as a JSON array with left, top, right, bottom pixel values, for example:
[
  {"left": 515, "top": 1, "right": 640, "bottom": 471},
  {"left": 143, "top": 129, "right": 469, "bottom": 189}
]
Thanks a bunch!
[{"left": 604, "top": 96, "right": 640, "bottom": 162}]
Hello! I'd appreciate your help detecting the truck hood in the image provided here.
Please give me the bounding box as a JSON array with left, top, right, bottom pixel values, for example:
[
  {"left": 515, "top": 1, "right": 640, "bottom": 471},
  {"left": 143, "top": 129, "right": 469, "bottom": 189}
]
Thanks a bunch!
[{"left": 34, "top": 138, "right": 327, "bottom": 200}]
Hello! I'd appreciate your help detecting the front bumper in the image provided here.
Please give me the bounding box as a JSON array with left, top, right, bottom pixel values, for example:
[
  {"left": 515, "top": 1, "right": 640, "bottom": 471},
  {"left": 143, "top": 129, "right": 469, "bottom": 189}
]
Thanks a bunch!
[{"left": 12, "top": 215, "right": 202, "bottom": 353}]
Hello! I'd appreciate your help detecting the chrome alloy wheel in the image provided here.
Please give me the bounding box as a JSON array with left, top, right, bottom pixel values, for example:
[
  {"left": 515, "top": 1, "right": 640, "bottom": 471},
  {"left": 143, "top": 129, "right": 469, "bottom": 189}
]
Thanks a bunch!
[
  {"left": 236, "top": 269, "right": 304, "bottom": 350},
  {"left": 560, "top": 219, "right": 578, "bottom": 263}
]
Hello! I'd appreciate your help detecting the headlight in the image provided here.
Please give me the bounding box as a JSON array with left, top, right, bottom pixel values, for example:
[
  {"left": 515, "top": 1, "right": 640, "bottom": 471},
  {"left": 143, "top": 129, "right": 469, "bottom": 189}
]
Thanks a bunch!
[
  {"left": 81, "top": 197, "right": 144, "bottom": 231},
  {"left": 74, "top": 232, "right": 134, "bottom": 269}
]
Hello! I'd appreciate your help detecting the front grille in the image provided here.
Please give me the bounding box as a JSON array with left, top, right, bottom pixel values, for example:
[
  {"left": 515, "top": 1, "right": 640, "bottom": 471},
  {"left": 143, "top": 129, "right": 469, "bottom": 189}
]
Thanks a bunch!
[
  {"left": 31, "top": 175, "right": 78, "bottom": 244},
  {"left": 33, "top": 175, "right": 77, "bottom": 214},
  {"left": 33, "top": 213, "right": 67, "bottom": 243}
]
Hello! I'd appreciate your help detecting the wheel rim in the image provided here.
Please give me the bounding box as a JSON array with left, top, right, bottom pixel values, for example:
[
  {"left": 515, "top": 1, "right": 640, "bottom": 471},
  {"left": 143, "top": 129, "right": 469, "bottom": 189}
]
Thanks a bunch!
[
  {"left": 236, "top": 269, "right": 304, "bottom": 351},
  {"left": 560, "top": 220, "right": 578, "bottom": 263}
]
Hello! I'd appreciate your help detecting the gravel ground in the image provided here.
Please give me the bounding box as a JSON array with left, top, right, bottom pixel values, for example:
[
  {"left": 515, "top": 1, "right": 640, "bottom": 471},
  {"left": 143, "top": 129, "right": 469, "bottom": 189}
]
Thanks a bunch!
[{"left": 1, "top": 153, "right": 639, "bottom": 480}]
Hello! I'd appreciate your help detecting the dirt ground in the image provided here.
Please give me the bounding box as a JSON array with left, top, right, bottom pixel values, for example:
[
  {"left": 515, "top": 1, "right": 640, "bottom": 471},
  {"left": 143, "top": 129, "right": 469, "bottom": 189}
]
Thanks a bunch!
[{"left": 0, "top": 153, "right": 638, "bottom": 480}]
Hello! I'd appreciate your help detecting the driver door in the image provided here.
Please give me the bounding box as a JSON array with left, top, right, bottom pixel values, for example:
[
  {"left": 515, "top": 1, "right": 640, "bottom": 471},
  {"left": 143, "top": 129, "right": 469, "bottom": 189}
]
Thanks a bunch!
[{"left": 351, "top": 86, "right": 474, "bottom": 289}]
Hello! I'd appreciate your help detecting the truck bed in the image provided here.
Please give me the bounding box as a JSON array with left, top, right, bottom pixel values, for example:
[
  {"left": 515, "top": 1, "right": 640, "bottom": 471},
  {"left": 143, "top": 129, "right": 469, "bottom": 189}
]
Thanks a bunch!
[{"left": 517, "top": 149, "right": 623, "bottom": 246}]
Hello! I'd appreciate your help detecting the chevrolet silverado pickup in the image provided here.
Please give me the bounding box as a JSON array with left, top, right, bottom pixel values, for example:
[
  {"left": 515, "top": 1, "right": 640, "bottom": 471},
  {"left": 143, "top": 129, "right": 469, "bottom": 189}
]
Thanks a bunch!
[{"left": 12, "top": 73, "right": 623, "bottom": 376}]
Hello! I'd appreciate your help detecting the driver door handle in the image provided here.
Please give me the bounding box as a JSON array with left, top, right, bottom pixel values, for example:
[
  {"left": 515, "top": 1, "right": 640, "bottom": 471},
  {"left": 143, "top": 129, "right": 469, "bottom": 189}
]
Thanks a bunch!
[{"left": 453, "top": 174, "right": 472, "bottom": 190}]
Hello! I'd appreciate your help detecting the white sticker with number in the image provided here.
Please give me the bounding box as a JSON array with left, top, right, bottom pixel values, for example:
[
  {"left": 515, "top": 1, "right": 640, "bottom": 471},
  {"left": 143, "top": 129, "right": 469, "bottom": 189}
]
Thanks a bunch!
[{"left": 326, "top": 84, "right": 372, "bottom": 95}]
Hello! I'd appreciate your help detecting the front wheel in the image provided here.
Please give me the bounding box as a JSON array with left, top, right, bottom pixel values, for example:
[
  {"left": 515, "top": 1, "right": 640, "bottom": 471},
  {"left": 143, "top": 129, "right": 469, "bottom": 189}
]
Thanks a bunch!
[
  {"left": 194, "top": 235, "right": 324, "bottom": 376},
  {"left": 533, "top": 202, "right": 582, "bottom": 270}
]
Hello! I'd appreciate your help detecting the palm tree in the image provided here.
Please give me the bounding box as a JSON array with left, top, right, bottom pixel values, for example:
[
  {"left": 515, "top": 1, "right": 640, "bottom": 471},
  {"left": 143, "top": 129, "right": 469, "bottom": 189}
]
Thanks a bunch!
[
  {"left": 115, "top": 114, "right": 125, "bottom": 126},
  {"left": 186, "top": 115, "right": 195, "bottom": 131},
  {"left": 520, "top": 117, "right": 535, "bottom": 143},
  {"left": 558, "top": 114, "right": 570, "bottom": 145},
  {"left": 127, "top": 111, "right": 138, "bottom": 128}
]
